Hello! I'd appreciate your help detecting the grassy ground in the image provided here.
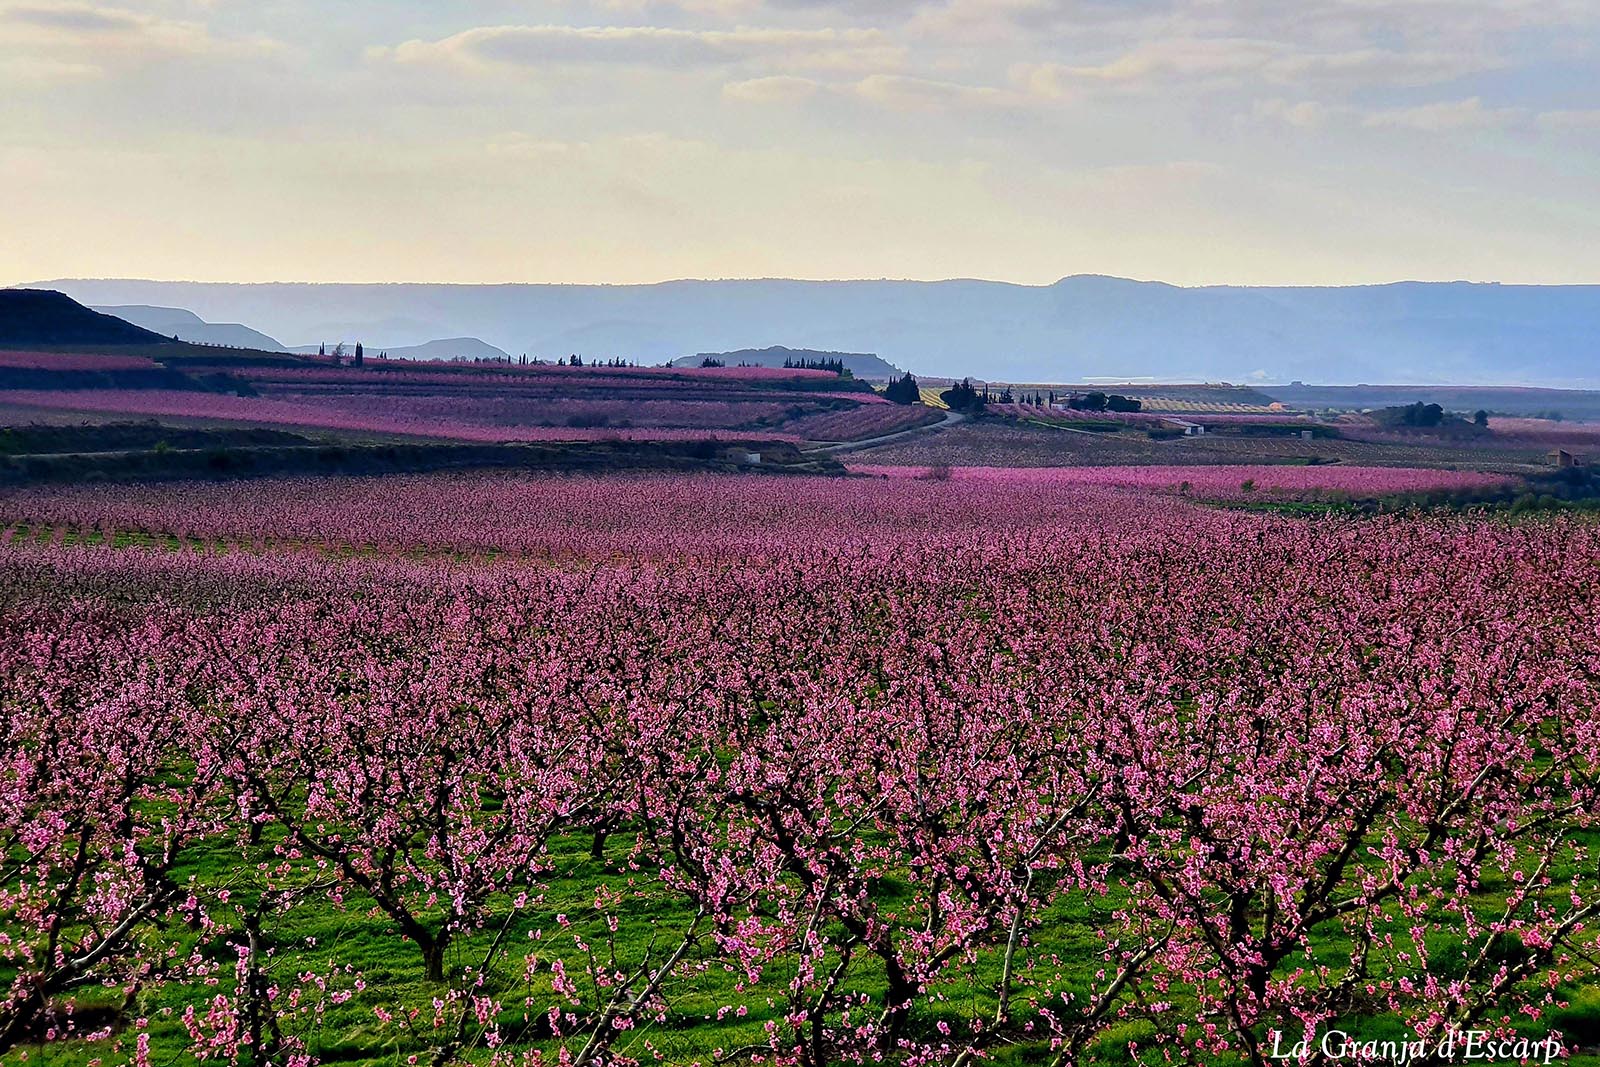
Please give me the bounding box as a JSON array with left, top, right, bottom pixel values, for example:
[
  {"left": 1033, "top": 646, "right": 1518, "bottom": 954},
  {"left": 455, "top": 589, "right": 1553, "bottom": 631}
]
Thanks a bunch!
[
  {"left": 15, "top": 820, "right": 1584, "bottom": 1067},
  {"left": 5, "top": 529, "right": 1599, "bottom": 1066}
]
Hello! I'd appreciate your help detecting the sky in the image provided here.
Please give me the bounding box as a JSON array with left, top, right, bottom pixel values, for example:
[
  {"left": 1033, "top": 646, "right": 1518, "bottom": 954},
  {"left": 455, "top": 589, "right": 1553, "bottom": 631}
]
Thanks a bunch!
[{"left": 3, "top": 0, "right": 1599, "bottom": 287}]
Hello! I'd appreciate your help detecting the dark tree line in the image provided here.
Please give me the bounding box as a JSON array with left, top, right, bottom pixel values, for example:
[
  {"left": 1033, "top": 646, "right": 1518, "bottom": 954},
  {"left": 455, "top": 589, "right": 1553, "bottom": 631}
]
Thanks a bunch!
[
  {"left": 883, "top": 372, "right": 921, "bottom": 405},
  {"left": 1063, "top": 391, "right": 1141, "bottom": 412},
  {"left": 781, "top": 356, "right": 850, "bottom": 376},
  {"left": 940, "top": 378, "right": 988, "bottom": 413},
  {"left": 1376, "top": 401, "right": 1454, "bottom": 429}
]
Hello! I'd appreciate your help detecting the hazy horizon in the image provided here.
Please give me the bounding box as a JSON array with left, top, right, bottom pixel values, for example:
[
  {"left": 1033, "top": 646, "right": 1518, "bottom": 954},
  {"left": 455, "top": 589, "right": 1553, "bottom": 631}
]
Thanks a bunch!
[
  {"left": 36, "top": 274, "right": 1600, "bottom": 387},
  {"left": 19, "top": 273, "right": 1600, "bottom": 290}
]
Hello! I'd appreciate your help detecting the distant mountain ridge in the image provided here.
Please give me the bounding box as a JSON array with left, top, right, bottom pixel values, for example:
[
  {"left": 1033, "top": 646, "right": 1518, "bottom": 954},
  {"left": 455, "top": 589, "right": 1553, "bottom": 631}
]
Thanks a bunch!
[
  {"left": 94, "top": 304, "right": 290, "bottom": 352},
  {"left": 0, "top": 289, "right": 168, "bottom": 346},
  {"left": 22, "top": 277, "right": 1600, "bottom": 386},
  {"left": 290, "top": 337, "right": 513, "bottom": 362},
  {"left": 674, "top": 345, "right": 902, "bottom": 380}
]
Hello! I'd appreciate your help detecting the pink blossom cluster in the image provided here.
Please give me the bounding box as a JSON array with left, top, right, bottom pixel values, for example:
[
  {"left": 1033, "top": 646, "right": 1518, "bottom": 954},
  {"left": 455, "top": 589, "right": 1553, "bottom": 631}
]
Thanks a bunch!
[
  {"left": 1164, "top": 412, "right": 1312, "bottom": 423},
  {"left": 512, "top": 361, "right": 837, "bottom": 381},
  {"left": 0, "top": 350, "right": 163, "bottom": 371},
  {"left": 193, "top": 364, "right": 842, "bottom": 390},
  {"left": 1, "top": 471, "right": 1136, "bottom": 556},
  {"left": 0, "top": 389, "right": 800, "bottom": 444},
  {"left": 189, "top": 366, "right": 584, "bottom": 387},
  {"left": 994, "top": 402, "right": 1315, "bottom": 428},
  {"left": 272, "top": 391, "right": 804, "bottom": 431},
  {"left": 812, "top": 390, "right": 890, "bottom": 405},
  {"left": 1487, "top": 417, "right": 1600, "bottom": 447},
  {"left": 849, "top": 462, "right": 1518, "bottom": 499},
  {"left": 782, "top": 404, "right": 941, "bottom": 441},
  {"left": 635, "top": 364, "right": 836, "bottom": 380},
  {"left": 2, "top": 473, "right": 1596, "bottom": 1067},
  {"left": 251, "top": 359, "right": 837, "bottom": 382}
]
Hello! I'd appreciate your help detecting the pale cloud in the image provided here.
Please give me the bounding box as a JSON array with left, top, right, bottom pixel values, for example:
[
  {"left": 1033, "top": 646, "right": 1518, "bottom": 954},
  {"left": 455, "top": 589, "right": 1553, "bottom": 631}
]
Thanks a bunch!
[
  {"left": 1536, "top": 109, "right": 1600, "bottom": 131},
  {"left": 1362, "top": 96, "right": 1525, "bottom": 131},
  {"left": 6, "top": 4, "right": 150, "bottom": 32},
  {"left": 897, "top": 0, "right": 1597, "bottom": 42},
  {"left": 1251, "top": 98, "right": 1341, "bottom": 128},
  {"left": 850, "top": 72, "right": 1020, "bottom": 110},
  {"left": 1251, "top": 95, "right": 1537, "bottom": 134},
  {"left": 1058, "top": 37, "right": 1280, "bottom": 83},
  {"left": 377, "top": 23, "right": 903, "bottom": 74},
  {"left": 0, "top": 53, "right": 103, "bottom": 84},
  {"left": 1230, "top": 0, "right": 1598, "bottom": 40},
  {"left": 722, "top": 73, "right": 821, "bottom": 101},
  {"left": 897, "top": 0, "right": 1072, "bottom": 37},
  {"left": 762, "top": 0, "right": 925, "bottom": 16},
  {"left": 589, "top": 0, "right": 760, "bottom": 17},
  {"left": 1269, "top": 47, "right": 1495, "bottom": 86},
  {"left": 1033, "top": 37, "right": 1495, "bottom": 92},
  {"left": 1008, "top": 61, "right": 1074, "bottom": 100},
  {"left": 484, "top": 134, "right": 587, "bottom": 162},
  {"left": 0, "top": 2, "right": 270, "bottom": 62},
  {"left": 720, "top": 70, "right": 1028, "bottom": 110}
]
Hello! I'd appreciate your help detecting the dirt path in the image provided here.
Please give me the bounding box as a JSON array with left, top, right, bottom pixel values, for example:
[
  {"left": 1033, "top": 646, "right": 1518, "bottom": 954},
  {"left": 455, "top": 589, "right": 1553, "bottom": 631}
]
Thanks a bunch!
[{"left": 806, "top": 408, "right": 967, "bottom": 455}]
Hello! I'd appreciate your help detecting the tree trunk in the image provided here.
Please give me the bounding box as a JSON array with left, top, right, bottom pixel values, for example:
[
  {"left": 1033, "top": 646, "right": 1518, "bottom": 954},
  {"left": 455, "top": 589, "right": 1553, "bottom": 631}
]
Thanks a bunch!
[{"left": 420, "top": 934, "right": 447, "bottom": 982}]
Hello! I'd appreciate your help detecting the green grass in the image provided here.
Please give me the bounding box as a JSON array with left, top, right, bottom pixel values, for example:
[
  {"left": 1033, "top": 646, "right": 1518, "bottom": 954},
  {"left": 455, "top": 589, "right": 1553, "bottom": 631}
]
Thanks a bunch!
[
  {"left": 10, "top": 814, "right": 1600, "bottom": 1067},
  {"left": 5, "top": 535, "right": 1600, "bottom": 1066},
  {"left": 1019, "top": 418, "right": 1124, "bottom": 433}
]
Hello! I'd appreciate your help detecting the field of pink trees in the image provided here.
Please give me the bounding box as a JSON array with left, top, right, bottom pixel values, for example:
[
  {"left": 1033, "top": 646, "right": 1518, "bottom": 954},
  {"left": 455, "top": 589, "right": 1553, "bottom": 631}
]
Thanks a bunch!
[
  {"left": 191, "top": 363, "right": 842, "bottom": 389},
  {"left": 0, "top": 349, "right": 934, "bottom": 446},
  {"left": 1488, "top": 418, "right": 1600, "bottom": 448},
  {"left": 0, "top": 363, "right": 898, "bottom": 442},
  {"left": 270, "top": 392, "right": 806, "bottom": 432},
  {"left": 3, "top": 470, "right": 1599, "bottom": 1067},
  {"left": 849, "top": 463, "right": 1519, "bottom": 500},
  {"left": 0, "top": 351, "right": 163, "bottom": 371},
  {"left": 782, "top": 404, "right": 942, "bottom": 442},
  {"left": 0, "top": 390, "right": 804, "bottom": 444}
]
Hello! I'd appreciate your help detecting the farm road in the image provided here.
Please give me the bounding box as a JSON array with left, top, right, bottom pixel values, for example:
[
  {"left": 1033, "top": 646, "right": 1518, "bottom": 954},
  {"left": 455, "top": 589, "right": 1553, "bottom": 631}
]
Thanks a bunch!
[{"left": 805, "top": 408, "right": 967, "bottom": 455}]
